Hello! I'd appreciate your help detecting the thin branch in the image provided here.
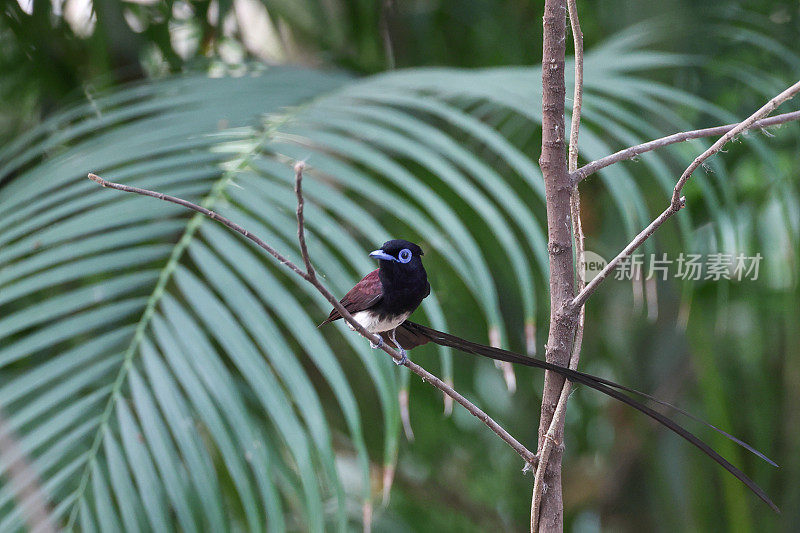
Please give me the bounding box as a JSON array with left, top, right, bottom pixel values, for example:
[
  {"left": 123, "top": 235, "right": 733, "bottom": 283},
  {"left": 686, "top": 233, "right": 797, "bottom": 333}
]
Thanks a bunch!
[
  {"left": 566, "top": 2, "right": 584, "bottom": 174},
  {"left": 86, "top": 174, "right": 308, "bottom": 280},
  {"left": 571, "top": 79, "right": 800, "bottom": 309},
  {"left": 530, "top": 376, "right": 571, "bottom": 531},
  {"left": 572, "top": 109, "right": 800, "bottom": 184},
  {"left": 670, "top": 80, "right": 800, "bottom": 206},
  {"left": 87, "top": 172, "right": 539, "bottom": 468},
  {"left": 572, "top": 199, "right": 684, "bottom": 309},
  {"left": 531, "top": 0, "right": 584, "bottom": 528},
  {"left": 294, "top": 161, "right": 315, "bottom": 278}
]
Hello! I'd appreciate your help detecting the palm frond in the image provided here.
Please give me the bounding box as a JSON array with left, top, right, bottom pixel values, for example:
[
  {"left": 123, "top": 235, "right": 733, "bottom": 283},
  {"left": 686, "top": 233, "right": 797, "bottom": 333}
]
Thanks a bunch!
[{"left": 1, "top": 27, "right": 797, "bottom": 530}]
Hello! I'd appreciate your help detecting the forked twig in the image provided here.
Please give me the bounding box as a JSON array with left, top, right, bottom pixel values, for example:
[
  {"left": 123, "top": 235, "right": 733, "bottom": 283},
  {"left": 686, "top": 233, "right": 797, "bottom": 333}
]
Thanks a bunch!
[
  {"left": 572, "top": 110, "right": 800, "bottom": 184},
  {"left": 571, "top": 80, "right": 800, "bottom": 309},
  {"left": 87, "top": 170, "right": 539, "bottom": 468}
]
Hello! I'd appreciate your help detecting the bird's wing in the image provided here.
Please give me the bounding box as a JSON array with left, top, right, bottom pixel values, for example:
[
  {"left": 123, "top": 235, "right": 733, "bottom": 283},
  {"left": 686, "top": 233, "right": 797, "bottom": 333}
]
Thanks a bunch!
[
  {"left": 393, "top": 320, "right": 778, "bottom": 512},
  {"left": 319, "top": 269, "right": 383, "bottom": 326}
]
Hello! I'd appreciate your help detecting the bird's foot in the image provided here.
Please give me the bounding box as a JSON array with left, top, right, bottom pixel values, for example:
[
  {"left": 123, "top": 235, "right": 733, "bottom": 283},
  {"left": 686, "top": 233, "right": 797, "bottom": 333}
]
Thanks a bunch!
[
  {"left": 394, "top": 348, "right": 408, "bottom": 366},
  {"left": 370, "top": 337, "right": 384, "bottom": 349},
  {"left": 389, "top": 328, "right": 407, "bottom": 365}
]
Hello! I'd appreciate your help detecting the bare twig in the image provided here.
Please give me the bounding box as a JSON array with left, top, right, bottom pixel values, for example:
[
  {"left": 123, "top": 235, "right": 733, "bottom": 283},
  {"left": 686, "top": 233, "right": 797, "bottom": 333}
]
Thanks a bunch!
[
  {"left": 531, "top": 0, "right": 584, "bottom": 528},
  {"left": 571, "top": 200, "right": 684, "bottom": 309},
  {"left": 86, "top": 174, "right": 308, "bottom": 279},
  {"left": 87, "top": 171, "right": 539, "bottom": 468},
  {"left": 294, "top": 162, "right": 315, "bottom": 278},
  {"left": 572, "top": 109, "right": 800, "bottom": 184},
  {"left": 670, "top": 81, "right": 800, "bottom": 205},
  {"left": 571, "top": 79, "right": 800, "bottom": 309},
  {"left": 566, "top": 3, "right": 584, "bottom": 175},
  {"left": 530, "top": 378, "right": 571, "bottom": 531}
]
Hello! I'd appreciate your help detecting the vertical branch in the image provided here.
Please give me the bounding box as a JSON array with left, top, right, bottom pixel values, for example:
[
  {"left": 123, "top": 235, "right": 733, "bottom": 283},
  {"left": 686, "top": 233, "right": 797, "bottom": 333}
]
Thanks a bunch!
[
  {"left": 294, "top": 161, "right": 315, "bottom": 278},
  {"left": 528, "top": 6, "right": 797, "bottom": 527},
  {"left": 566, "top": 0, "right": 584, "bottom": 175},
  {"left": 565, "top": 0, "right": 586, "bottom": 366},
  {"left": 532, "top": 0, "right": 575, "bottom": 531},
  {"left": 532, "top": 1, "right": 585, "bottom": 528}
]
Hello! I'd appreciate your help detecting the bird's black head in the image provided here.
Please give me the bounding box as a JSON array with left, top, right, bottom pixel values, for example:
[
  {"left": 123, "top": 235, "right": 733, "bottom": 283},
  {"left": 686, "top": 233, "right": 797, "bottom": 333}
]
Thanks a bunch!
[
  {"left": 369, "top": 239, "right": 424, "bottom": 268},
  {"left": 369, "top": 239, "right": 430, "bottom": 313},
  {"left": 369, "top": 239, "right": 430, "bottom": 300}
]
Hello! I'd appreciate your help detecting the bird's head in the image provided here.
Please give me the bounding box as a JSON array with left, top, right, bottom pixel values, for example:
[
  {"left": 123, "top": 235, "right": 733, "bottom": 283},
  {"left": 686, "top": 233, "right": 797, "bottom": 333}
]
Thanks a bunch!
[
  {"left": 370, "top": 239, "right": 430, "bottom": 307},
  {"left": 369, "top": 239, "right": 425, "bottom": 275}
]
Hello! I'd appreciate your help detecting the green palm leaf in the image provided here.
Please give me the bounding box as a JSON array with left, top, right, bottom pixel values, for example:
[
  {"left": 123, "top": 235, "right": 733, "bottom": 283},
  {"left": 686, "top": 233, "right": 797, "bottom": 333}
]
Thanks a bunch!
[{"left": 1, "top": 26, "right": 797, "bottom": 531}]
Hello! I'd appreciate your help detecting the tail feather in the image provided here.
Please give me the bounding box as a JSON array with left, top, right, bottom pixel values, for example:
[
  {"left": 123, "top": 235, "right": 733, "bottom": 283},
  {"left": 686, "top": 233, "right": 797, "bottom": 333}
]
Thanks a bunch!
[{"left": 397, "top": 321, "right": 779, "bottom": 512}]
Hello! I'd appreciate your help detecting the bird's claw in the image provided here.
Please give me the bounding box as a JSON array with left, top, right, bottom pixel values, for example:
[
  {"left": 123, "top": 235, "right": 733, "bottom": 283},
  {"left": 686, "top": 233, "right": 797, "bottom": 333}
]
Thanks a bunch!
[
  {"left": 388, "top": 328, "right": 407, "bottom": 365},
  {"left": 370, "top": 337, "right": 384, "bottom": 349}
]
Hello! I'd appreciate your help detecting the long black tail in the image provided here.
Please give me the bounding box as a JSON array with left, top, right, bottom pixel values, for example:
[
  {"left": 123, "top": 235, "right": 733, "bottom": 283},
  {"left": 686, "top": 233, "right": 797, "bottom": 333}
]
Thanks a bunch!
[{"left": 393, "top": 321, "right": 779, "bottom": 512}]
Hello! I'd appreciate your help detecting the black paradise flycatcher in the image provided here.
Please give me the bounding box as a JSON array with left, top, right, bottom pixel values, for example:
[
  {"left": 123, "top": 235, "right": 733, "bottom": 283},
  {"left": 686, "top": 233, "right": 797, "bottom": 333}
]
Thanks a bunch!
[{"left": 321, "top": 239, "right": 779, "bottom": 512}]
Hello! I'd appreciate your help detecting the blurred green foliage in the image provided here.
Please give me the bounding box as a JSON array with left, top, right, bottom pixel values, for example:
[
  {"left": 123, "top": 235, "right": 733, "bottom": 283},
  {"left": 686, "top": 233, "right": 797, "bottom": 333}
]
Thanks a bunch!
[{"left": 1, "top": 1, "right": 798, "bottom": 531}]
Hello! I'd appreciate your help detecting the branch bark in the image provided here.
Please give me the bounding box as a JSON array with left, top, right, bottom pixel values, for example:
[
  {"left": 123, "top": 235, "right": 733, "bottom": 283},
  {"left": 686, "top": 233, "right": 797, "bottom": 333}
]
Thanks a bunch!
[
  {"left": 533, "top": 0, "right": 576, "bottom": 531},
  {"left": 572, "top": 110, "right": 800, "bottom": 184},
  {"left": 87, "top": 170, "right": 539, "bottom": 468},
  {"left": 532, "top": 0, "right": 584, "bottom": 529},
  {"left": 572, "top": 79, "right": 800, "bottom": 309},
  {"left": 531, "top": 9, "right": 800, "bottom": 533}
]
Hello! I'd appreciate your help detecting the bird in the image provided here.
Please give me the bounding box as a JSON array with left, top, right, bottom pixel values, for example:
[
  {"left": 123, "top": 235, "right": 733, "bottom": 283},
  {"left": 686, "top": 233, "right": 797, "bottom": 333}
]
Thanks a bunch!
[
  {"left": 320, "top": 239, "right": 778, "bottom": 512},
  {"left": 320, "top": 239, "right": 430, "bottom": 365}
]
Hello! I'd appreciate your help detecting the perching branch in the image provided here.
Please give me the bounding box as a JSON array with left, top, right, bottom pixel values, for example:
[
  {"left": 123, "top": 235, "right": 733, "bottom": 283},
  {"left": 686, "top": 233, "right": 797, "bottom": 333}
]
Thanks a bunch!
[
  {"left": 86, "top": 170, "right": 539, "bottom": 468},
  {"left": 572, "top": 109, "right": 800, "bottom": 184},
  {"left": 531, "top": 0, "right": 584, "bottom": 529},
  {"left": 571, "top": 79, "right": 800, "bottom": 309}
]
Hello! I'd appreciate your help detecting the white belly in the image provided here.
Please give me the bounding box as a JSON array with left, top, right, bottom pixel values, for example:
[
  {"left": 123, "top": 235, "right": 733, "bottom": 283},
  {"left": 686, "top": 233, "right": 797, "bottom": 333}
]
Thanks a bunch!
[{"left": 350, "top": 311, "right": 410, "bottom": 333}]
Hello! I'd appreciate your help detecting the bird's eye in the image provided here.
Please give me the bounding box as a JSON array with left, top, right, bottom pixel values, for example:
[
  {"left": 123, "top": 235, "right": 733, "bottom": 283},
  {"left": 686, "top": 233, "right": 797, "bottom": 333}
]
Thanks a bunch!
[{"left": 398, "top": 248, "right": 412, "bottom": 263}]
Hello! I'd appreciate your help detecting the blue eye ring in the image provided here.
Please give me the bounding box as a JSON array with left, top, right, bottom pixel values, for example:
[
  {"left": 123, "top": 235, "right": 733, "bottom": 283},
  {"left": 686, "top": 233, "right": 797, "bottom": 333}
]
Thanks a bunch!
[{"left": 398, "top": 248, "right": 412, "bottom": 264}]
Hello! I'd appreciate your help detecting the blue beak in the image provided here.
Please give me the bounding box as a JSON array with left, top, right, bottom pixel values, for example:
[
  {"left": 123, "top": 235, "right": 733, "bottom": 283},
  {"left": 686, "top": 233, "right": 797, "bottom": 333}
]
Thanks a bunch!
[{"left": 369, "top": 249, "right": 397, "bottom": 262}]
